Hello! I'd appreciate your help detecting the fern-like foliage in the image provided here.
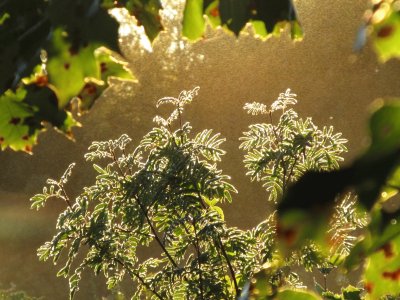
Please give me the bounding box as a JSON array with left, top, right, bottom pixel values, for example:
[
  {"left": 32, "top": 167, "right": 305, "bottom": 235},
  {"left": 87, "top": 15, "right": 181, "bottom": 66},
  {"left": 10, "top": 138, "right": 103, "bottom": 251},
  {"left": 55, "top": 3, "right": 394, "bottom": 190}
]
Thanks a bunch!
[
  {"left": 240, "top": 89, "right": 367, "bottom": 296},
  {"left": 32, "top": 88, "right": 366, "bottom": 300},
  {"left": 31, "top": 87, "right": 274, "bottom": 300},
  {"left": 328, "top": 194, "right": 368, "bottom": 259},
  {"left": 240, "top": 89, "right": 348, "bottom": 202}
]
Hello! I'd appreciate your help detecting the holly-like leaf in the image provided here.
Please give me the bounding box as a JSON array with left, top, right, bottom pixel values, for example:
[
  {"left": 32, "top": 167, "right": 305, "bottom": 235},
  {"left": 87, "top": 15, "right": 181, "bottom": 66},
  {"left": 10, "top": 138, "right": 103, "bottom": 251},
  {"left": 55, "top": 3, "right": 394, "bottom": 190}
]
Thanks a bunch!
[
  {"left": 45, "top": 29, "right": 99, "bottom": 108},
  {"left": 23, "top": 83, "right": 80, "bottom": 138},
  {"left": 0, "top": 82, "right": 80, "bottom": 153},
  {"left": 363, "top": 234, "right": 400, "bottom": 299},
  {"left": 101, "top": 0, "right": 164, "bottom": 42},
  {"left": 373, "top": 10, "right": 400, "bottom": 62},
  {"left": 341, "top": 285, "right": 362, "bottom": 300},
  {"left": 368, "top": 101, "right": 400, "bottom": 155},
  {"left": 0, "top": 0, "right": 140, "bottom": 153},
  {"left": 0, "top": 88, "right": 37, "bottom": 153},
  {"left": 248, "top": 0, "right": 303, "bottom": 39},
  {"left": 77, "top": 48, "right": 135, "bottom": 113},
  {"left": 182, "top": 0, "right": 303, "bottom": 40}
]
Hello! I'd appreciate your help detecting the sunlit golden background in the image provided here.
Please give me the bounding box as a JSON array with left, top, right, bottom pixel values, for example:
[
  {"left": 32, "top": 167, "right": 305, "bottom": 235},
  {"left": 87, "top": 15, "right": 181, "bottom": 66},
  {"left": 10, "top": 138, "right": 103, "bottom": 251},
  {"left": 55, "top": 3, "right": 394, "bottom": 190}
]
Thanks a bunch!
[{"left": 1, "top": 0, "right": 400, "bottom": 298}]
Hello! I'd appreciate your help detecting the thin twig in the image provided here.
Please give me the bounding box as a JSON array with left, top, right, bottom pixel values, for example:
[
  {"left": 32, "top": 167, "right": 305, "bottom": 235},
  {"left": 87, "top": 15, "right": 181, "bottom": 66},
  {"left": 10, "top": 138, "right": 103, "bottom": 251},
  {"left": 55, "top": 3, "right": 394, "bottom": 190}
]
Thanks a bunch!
[
  {"left": 133, "top": 195, "right": 179, "bottom": 268},
  {"left": 196, "top": 191, "right": 240, "bottom": 296},
  {"left": 60, "top": 184, "right": 73, "bottom": 209},
  {"left": 110, "top": 147, "right": 125, "bottom": 177},
  {"left": 215, "top": 235, "right": 239, "bottom": 295},
  {"left": 116, "top": 258, "right": 164, "bottom": 300},
  {"left": 192, "top": 218, "right": 205, "bottom": 300},
  {"left": 269, "top": 111, "right": 281, "bottom": 143}
]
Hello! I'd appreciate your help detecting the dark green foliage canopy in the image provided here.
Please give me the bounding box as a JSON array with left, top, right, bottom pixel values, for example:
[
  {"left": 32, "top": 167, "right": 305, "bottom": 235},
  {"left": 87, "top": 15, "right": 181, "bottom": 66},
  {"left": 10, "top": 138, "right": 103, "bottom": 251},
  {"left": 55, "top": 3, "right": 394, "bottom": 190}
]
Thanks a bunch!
[{"left": 0, "top": 0, "right": 302, "bottom": 152}]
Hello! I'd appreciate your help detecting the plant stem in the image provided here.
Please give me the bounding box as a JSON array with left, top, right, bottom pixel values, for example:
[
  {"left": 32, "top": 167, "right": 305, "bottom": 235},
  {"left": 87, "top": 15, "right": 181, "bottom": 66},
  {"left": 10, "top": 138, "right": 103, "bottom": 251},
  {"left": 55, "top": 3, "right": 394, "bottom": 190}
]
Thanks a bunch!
[
  {"left": 122, "top": 148, "right": 133, "bottom": 175},
  {"left": 60, "top": 184, "right": 73, "bottom": 209},
  {"left": 110, "top": 147, "right": 125, "bottom": 177},
  {"left": 116, "top": 258, "right": 164, "bottom": 300},
  {"left": 216, "top": 235, "right": 240, "bottom": 295},
  {"left": 269, "top": 111, "right": 281, "bottom": 143},
  {"left": 196, "top": 191, "right": 240, "bottom": 296},
  {"left": 133, "top": 196, "right": 179, "bottom": 269},
  {"left": 192, "top": 218, "right": 205, "bottom": 300}
]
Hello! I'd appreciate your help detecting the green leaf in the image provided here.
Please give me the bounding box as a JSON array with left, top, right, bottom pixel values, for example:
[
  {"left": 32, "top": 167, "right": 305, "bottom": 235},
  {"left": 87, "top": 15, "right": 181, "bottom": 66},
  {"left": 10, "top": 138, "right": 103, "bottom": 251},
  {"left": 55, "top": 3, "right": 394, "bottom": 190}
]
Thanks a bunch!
[
  {"left": 372, "top": 6, "right": 400, "bottom": 62},
  {"left": 46, "top": 28, "right": 99, "bottom": 108},
  {"left": 93, "top": 164, "right": 107, "bottom": 174},
  {"left": 368, "top": 101, "right": 400, "bottom": 155},
  {"left": 344, "top": 206, "right": 400, "bottom": 271},
  {"left": 182, "top": 0, "right": 303, "bottom": 39},
  {"left": 30, "top": 194, "right": 47, "bottom": 210},
  {"left": 363, "top": 234, "right": 400, "bottom": 299},
  {"left": 211, "top": 205, "right": 224, "bottom": 220},
  {"left": 0, "top": 0, "right": 137, "bottom": 153},
  {"left": 276, "top": 289, "right": 321, "bottom": 300},
  {"left": 125, "top": 0, "right": 164, "bottom": 42},
  {"left": 77, "top": 48, "right": 135, "bottom": 113},
  {"left": 182, "top": 0, "right": 206, "bottom": 41},
  {"left": 0, "top": 88, "right": 37, "bottom": 152},
  {"left": 342, "top": 285, "right": 362, "bottom": 300}
]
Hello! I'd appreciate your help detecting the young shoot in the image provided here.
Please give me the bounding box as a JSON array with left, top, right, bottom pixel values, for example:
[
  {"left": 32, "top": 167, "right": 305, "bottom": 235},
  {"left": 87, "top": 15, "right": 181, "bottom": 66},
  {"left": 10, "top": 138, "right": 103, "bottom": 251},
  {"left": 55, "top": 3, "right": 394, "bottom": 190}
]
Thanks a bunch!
[{"left": 240, "top": 88, "right": 348, "bottom": 202}]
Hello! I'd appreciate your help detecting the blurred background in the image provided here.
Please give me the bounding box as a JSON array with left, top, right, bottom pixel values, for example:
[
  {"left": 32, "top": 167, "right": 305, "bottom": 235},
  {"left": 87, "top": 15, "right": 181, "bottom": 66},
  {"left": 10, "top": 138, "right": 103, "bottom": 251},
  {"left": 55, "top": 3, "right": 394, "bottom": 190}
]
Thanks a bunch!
[{"left": 1, "top": 0, "right": 400, "bottom": 298}]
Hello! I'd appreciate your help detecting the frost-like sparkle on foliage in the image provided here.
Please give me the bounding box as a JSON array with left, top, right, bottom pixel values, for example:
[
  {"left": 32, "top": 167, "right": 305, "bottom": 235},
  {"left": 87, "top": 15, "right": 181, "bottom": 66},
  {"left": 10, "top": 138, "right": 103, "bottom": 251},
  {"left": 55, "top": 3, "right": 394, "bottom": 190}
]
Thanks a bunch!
[
  {"left": 243, "top": 102, "right": 269, "bottom": 115},
  {"left": 240, "top": 89, "right": 347, "bottom": 202},
  {"left": 271, "top": 89, "right": 297, "bottom": 111},
  {"left": 328, "top": 194, "right": 368, "bottom": 256},
  {"left": 153, "top": 86, "right": 200, "bottom": 126},
  {"left": 244, "top": 89, "right": 297, "bottom": 116}
]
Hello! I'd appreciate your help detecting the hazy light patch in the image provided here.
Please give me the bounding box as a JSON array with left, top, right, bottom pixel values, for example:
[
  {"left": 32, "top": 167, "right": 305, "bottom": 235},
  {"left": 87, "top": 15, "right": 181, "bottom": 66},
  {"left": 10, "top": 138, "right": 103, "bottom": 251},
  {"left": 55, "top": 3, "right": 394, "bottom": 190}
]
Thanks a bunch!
[
  {"left": 110, "top": 8, "right": 153, "bottom": 53},
  {"left": 112, "top": 0, "right": 206, "bottom": 81}
]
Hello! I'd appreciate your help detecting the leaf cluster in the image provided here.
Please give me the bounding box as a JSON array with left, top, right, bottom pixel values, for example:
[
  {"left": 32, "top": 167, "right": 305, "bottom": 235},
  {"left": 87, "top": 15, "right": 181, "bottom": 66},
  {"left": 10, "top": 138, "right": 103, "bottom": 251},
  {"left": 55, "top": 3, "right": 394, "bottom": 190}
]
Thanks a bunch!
[
  {"left": 33, "top": 88, "right": 392, "bottom": 300},
  {"left": 32, "top": 87, "right": 277, "bottom": 299},
  {"left": 240, "top": 89, "right": 347, "bottom": 202}
]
